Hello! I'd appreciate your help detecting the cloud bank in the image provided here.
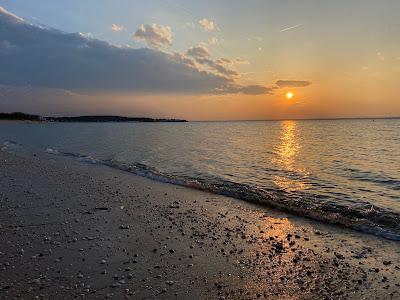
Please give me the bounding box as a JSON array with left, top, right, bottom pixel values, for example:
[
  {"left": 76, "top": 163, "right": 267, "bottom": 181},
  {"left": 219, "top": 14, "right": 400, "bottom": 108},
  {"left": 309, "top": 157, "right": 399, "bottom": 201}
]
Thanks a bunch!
[{"left": 0, "top": 7, "right": 272, "bottom": 95}]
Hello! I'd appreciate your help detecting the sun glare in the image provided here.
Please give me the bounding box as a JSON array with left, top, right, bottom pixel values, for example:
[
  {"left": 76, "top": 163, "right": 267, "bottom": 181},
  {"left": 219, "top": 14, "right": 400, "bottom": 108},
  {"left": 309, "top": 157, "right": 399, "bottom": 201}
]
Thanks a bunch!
[{"left": 286, "top": 92, "right": 294, "bottom": 100}]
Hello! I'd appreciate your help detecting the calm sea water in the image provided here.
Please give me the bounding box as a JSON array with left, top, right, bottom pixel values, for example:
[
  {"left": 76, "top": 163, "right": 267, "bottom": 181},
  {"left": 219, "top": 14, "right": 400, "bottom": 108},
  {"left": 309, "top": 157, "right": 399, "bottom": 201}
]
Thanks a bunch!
[{"left": 1, "top": 119, "right": 399, "bottom": 239}]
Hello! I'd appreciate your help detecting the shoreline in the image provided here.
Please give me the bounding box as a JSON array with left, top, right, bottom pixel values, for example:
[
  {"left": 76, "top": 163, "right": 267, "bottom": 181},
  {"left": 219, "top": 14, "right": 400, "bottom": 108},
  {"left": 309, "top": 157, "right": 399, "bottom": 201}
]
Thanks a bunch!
[
  {"left": 43, "top": 148, "right": 400, "bottom": 242},
  {"left": 1, "top": 150, "right": 399, "bottom": 299}
]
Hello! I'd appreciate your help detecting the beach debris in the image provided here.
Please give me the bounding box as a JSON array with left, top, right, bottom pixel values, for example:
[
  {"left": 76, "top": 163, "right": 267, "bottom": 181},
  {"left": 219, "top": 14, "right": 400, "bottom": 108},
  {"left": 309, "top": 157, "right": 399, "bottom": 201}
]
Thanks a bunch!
[
  {"left": 353, "top": 251, "right": 367, "bottom": 259},
  {"left": 94, "top": 207, "right": 110, "bottom": 211},
  {"left": 334, "top": 252, "right": 345, "bottom": 259},
  {"left": 273, "top": 242, "right": 284, "bottom": 253}
]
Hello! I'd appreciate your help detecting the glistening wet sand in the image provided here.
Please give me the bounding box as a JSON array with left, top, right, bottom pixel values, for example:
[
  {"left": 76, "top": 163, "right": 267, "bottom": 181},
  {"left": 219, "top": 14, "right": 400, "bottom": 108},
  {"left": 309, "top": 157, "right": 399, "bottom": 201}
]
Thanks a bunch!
[{"left": 0, "top": 151, "right": 399, "bottom": 299}]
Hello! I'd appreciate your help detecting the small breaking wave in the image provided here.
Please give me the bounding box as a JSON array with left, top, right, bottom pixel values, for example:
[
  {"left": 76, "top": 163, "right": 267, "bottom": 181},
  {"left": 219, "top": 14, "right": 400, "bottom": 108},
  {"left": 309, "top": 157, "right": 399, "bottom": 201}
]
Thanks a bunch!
[
  {"left": 345, "top": 167, "right": 400, "bottom": 191},
  {"left": 44, "top": 147, "right": 400, "bottom": 241},
  {"left": 45, "top": 148, "right": 60, "bottom": 155},
  {"left": 1, "top": 140, "right": 20, "bottom": 151},
  {"left": 46, "top": 148, "right": 101, "bottom": 164}
]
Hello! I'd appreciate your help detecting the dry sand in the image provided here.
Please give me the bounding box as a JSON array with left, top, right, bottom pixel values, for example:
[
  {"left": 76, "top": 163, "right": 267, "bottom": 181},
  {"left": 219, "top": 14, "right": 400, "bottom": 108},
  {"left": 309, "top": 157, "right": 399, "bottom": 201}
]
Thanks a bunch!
[{"left": 0, "top": 150, "right": 399, "bottom": 299}]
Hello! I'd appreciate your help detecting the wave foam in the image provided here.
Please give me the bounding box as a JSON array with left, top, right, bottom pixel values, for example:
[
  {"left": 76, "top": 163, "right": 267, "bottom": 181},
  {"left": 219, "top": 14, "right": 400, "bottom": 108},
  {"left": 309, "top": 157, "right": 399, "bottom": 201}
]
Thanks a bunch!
[
  {"left": 45, "top": 148, "right": 400, "bottom": 241},
  {"left": 1, "top": 140, "right": 20, "bottom": 151}
]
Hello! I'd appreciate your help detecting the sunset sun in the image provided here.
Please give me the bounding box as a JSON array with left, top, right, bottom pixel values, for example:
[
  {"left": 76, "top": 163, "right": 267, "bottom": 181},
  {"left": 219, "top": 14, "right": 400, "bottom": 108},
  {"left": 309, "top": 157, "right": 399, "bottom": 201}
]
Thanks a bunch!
[{"left": 286, "top": 92, "right": 294, "bottom": 100}]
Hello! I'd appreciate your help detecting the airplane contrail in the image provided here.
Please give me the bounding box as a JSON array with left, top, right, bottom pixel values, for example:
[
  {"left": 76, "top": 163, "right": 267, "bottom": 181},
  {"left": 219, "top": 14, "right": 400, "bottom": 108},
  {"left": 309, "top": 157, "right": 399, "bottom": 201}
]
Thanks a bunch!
[{"left": 280, "top": 23, "right": 303, "bottom": 32}]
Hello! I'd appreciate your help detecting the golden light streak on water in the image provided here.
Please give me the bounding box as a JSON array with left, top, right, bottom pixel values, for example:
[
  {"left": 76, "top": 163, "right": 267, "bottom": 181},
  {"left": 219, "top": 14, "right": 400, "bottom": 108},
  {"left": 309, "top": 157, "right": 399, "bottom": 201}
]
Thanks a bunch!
[{"left": 273, "top": 121, "right": 308, "bottom": 192}]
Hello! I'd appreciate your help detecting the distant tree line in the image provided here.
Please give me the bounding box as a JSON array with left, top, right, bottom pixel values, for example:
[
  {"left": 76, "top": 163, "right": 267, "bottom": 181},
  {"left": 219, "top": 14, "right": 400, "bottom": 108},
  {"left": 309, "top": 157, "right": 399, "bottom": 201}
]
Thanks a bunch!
[
  {"left": 0, "top": 112, "right": 187, "bottom": 122},
  {"left": 0, "top": 112, "right": 41, "bottom": 121}
]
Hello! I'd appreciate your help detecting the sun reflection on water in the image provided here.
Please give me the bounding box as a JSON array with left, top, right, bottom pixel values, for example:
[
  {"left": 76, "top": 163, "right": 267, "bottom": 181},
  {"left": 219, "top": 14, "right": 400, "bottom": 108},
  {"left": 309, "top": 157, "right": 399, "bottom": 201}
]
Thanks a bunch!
[{"left": 273, "top": 120, "right": 308, "bottom": 192}]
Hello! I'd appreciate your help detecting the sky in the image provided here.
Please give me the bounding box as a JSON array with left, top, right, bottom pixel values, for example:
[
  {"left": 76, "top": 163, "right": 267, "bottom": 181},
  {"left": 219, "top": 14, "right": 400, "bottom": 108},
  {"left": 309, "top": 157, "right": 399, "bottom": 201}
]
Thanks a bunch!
[{"left": 0, "top": 0, "right": 399, "bottom": 120}]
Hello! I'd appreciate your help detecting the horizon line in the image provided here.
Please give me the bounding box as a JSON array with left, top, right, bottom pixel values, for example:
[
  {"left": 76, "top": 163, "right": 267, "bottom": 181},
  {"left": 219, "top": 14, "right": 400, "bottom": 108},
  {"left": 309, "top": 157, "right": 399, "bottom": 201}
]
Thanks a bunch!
[
  {"left": 1, "top": 111, "right": 400, "bottom": 122},
  {"left": 192, "top": 116, "right": 400, "bottom": 122}
]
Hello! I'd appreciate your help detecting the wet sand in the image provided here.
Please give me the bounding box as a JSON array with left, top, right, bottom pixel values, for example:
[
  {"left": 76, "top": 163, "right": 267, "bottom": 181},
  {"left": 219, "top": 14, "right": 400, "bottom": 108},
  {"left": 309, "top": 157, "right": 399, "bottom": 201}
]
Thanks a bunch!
[
  {"left": 0, "top": 150, "right": 399, "bottom": 299},
  {"left": 0, "top": 120, "right": 46, "bottom": 124}
]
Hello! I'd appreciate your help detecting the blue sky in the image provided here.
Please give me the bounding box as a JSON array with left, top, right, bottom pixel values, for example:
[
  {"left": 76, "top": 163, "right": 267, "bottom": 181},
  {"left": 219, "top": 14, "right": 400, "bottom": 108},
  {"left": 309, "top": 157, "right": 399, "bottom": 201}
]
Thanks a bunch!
[{"left": 4, "top": 1, "right": 393, "bottom": 53}]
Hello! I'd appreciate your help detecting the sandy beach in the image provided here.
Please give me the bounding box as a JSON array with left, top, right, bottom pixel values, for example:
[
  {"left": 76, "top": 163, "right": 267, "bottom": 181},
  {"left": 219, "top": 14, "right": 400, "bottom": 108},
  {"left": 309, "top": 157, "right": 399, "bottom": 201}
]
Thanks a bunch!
[{"left": 0, "top": 150, "right": 399, "bottom": 299}]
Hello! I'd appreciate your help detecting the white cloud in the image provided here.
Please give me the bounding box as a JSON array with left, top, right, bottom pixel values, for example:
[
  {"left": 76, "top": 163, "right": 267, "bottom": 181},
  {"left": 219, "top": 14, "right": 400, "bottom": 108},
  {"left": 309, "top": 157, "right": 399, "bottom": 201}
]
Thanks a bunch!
[
  {"left": 377, "top": 52, "right": 385, "bottom": 61},
  {"left": 185, "top": 45, "right": 211, "bottom": 58},
  {"left": 184, "top": 46, "right": 239, "bottom": 78},
  {"left": 184, "top": 45, "right": 239, "bottom": 77},
  {"left": 216, "top": 58, "right": 231, "bottom": 65},
  {"left": 171, "top": 52, "right": 197, "bottom": 68},
  {"left": 0, "top": 8, "right": 228, "bottom": 93},
  {"left": 280, "top": 24, "right": 302, "bottom": 33},
  {"left": 208, "top": 37, "right": 219, "bottom": 45},
  {"left": 234, "top": 57, "right": 249, "bottom": 65},
  {"left": 184, "top": 46, "right": 251, "bottom": 79},
  {"left": 78, "top": 32, "right": 93, "bottom": 38},
  {"left": 111, "top": 24, "right": 124, "bottom": 32},
  {"left": 199, "top": 18, "right": 215, "bottom": 31},
  {"left": 217, "top": 57, "right": 249, "bottom": 66},
  {"left": 248, "top": 36, "right": 263, "bottom": 42},
  {"left": 133, "top": 24, "right": 172, "bottom": 49},
  {"left": 184, "top": 22, "right": 196, "bottom": 29},
  {"left": 0, "top": 7, "right": 273, "bottom": 97},
  {"left": 196, "top": 57, "right": 238, "bottom": 78}
]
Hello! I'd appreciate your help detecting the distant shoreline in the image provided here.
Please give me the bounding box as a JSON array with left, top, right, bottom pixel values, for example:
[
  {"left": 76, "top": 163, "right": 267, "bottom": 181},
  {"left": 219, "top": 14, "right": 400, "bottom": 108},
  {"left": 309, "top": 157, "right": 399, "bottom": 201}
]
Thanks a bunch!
[
  {"left": 0, "top": 112, "right": 188, "bottom": 123},
  {"left": 1, "top": 112, "right": 399, "bottom": 123},
  {"left": 0, "top": 120, "right": 45, "bottom": 124}
]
